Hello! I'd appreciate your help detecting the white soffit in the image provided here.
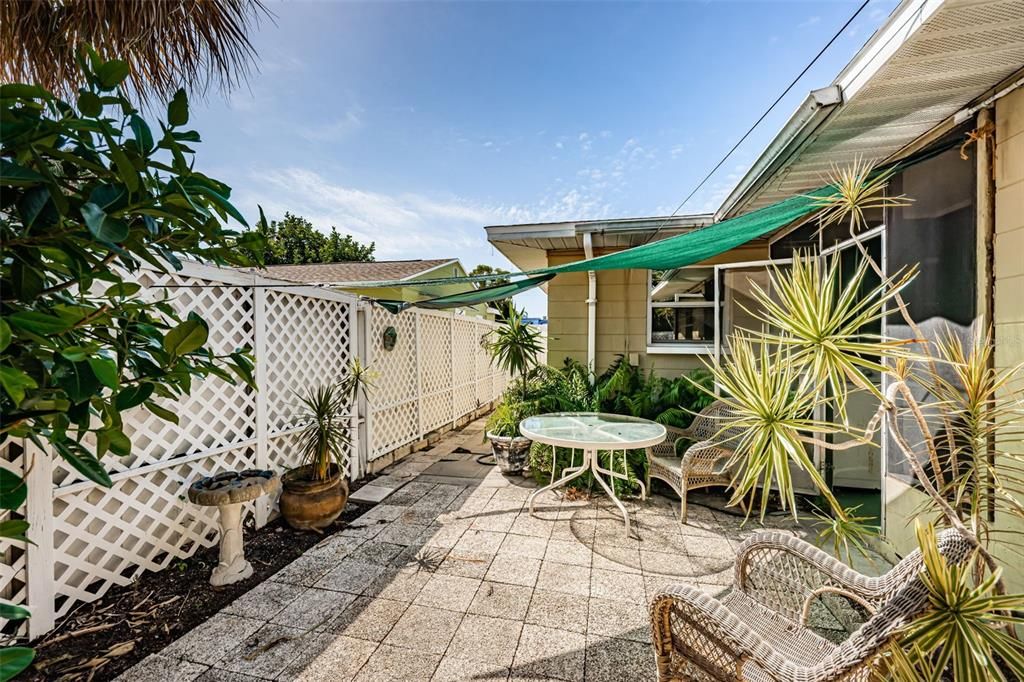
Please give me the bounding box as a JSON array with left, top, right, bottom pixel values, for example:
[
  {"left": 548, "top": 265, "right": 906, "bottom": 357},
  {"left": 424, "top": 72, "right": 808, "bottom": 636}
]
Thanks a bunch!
[{"left": 722, "top": 0, "right": 1024, "bottom": 217}]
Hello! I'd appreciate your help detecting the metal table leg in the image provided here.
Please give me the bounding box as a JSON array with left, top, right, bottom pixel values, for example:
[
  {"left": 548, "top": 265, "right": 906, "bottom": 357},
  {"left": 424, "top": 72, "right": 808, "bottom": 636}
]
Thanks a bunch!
[
  {"left": 528, "top": 450, "right": 590, "bottom": 516},
  {"left": 589, "top": 449, "right": 632, "bottom": 536}
]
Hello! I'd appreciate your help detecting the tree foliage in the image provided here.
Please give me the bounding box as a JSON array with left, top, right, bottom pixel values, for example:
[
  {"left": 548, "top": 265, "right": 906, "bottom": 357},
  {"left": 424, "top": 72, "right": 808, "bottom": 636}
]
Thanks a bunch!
[
  {"left": 469, "top": 263, "right": 513, "bottom": 320},
  {"left": 0, "top": 54, "right": 261, "bottom": 675},
  {"left": 241, "top": 212, "right": 376, "bottom": 266}
]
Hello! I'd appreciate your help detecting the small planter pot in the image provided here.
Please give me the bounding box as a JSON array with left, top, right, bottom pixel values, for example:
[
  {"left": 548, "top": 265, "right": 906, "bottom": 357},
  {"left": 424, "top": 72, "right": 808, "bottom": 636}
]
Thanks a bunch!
[
  {"left": 487, "top": 432, "right": 532, "bottom": 474},
  {"left": 280, "top": 463, "right": 348, "bottom": 531}
]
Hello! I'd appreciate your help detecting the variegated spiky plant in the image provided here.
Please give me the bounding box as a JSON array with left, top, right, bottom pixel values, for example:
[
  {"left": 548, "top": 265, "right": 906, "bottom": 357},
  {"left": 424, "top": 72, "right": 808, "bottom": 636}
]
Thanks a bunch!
[{"left": 700, "top": 158, "right": 1024, "bottom": 679}]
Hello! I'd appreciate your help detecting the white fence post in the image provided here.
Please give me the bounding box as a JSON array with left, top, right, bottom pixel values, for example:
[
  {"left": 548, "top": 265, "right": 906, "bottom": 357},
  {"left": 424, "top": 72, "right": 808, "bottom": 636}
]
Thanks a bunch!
[
  {"left": 415, "top": 311, "right": 424, "bottom": 439},
  {"left": 348, "top": 300, "right": 361, "bottom": 481},
  {"left": 252, "top": 285, "right": 270, "bottom": 528},
  {"left": 356, "top": 303, "right": 373, "bottom": 478},
  {"left": 452, "top": 313, "right": 460, "bottom": 425},
  {"left": 25, "top": 439, "right": 55, "bottom": 638}
]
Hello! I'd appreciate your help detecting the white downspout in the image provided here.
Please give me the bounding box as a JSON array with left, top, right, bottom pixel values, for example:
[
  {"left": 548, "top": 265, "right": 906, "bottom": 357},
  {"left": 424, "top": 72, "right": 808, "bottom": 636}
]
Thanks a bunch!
[{"left": 583, "top": 232, "right": 597, "bottom": 383}]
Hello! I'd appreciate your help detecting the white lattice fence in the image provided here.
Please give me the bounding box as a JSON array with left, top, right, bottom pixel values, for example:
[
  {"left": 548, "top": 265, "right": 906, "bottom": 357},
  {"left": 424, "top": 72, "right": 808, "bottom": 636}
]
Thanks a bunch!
[
  {"left": 8, "top": 262, "right": 358, "bottom": 637},
  {"left": 368, "top": 307, "right": 510, "bottom": 461},
  {"left": 0, "top": 441, "right": 27, "bottom": 637},
  {"left": 262, "top": 289, "right": 355, "bottom": 478}
]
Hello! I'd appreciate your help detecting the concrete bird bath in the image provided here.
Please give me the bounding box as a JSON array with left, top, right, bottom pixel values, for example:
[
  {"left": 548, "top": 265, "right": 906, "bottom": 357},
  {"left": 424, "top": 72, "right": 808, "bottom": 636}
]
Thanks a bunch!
[{"left": 188, "top": 469, "right": 279, "bottom": 586}]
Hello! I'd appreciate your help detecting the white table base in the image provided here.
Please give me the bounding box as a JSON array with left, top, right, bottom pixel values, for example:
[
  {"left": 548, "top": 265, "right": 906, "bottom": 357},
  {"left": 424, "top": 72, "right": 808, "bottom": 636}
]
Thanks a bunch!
[{"left": 528, "top": 447, "right": 646, "bottom": 536}]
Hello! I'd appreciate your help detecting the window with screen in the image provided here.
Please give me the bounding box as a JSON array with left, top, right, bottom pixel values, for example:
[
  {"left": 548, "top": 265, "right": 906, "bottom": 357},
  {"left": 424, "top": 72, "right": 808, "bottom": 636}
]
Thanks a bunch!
[{"left": 648, "top": 267, "right": 716, "bottom": 349}]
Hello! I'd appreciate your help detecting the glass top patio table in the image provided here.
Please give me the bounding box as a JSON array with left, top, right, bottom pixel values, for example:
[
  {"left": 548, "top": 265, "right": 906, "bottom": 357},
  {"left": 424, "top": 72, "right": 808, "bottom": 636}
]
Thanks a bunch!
[
  {"left": 520, "top": 412, "right": 667, "bottom": 450},
  {"left": 521, "top": 412, "right": 666, "bottom": 535}
]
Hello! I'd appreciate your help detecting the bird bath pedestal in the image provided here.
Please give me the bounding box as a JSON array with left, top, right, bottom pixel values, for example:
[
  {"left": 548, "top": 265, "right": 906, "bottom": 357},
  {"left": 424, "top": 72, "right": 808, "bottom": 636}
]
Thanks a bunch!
[{"left": 188, "top": 470, "right": 280, "bottom": 587}]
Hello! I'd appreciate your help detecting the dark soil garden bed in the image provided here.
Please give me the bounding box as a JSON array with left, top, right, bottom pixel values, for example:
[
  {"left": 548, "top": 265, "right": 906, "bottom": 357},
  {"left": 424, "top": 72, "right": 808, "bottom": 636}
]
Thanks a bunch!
[{"left": 23, "top": 485, "right": 377, "bottom": 682}]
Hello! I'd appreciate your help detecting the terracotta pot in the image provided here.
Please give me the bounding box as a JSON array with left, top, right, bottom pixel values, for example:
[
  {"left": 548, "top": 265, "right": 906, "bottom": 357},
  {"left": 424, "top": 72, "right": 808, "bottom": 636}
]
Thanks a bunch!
[
  {"left": 280, "top": 463, "right": 348, "bottom": 530},
  {"left": 487, "top": 432, "right": 532, "bottom": 474}
]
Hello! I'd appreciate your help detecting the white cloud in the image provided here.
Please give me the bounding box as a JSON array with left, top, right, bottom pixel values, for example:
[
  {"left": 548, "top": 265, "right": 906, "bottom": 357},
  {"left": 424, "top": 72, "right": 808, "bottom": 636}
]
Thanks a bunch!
[
  {"left": 297, "top": 108, "right": 364, "bottom": 142},
  {"left": 797, "top": 16, "right": 821, "bottom": 29},
  {"left": 578, "top": 132, "right": 592, "bottom": 151}
]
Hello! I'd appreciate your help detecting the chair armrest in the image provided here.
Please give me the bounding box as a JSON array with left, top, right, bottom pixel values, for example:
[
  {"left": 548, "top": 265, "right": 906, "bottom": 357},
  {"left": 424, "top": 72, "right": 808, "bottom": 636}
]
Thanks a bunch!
[
  {"left": 646, "top": 426, "right": 689, "bottom": 460},
  {"left": 650, "top": 584, "right": 795, "bottom": 681},
  {"left": 680, "top": 440, "right": 732, "bottom": 476},
  {"left": 734, "top": 531, "right": 885, "bottom": 624}
]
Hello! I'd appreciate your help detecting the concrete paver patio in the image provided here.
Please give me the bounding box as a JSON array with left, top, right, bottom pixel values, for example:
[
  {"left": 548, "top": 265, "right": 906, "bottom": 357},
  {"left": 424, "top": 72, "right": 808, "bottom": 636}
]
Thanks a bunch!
[{"left": 120, "top": 417, "right": 871, "bottom": 682}]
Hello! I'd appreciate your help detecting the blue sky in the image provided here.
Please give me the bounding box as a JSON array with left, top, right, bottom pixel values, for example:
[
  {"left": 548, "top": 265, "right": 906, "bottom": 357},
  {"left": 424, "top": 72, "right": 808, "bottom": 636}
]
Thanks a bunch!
[{"left": 191, "top": 0, "right": 899, "bottom": 315}]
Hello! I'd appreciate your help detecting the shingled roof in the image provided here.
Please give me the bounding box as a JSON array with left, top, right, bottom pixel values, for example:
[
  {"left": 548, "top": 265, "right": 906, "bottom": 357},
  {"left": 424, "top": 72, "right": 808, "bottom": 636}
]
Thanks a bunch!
[{"left": 257, "top": 259, "right": 458, "bottom": 285}]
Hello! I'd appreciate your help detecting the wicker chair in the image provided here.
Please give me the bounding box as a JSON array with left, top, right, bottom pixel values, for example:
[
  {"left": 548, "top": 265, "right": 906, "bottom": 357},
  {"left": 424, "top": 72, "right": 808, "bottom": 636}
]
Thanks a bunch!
[
  {"left": 649, "top": 528, "right": 974, "bottom": 682},
  {"left": 645, "top": 401, "right": 741, "bottom": 523}
]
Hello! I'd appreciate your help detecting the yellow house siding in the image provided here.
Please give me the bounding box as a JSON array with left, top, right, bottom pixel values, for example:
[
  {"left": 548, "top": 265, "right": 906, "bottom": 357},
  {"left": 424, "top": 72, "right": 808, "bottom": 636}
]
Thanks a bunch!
[
  {"left": 544, "top": 244, "right": 769, "bottom": 377},
  {"left": 988, "top": 87, "right": 1024, "bottom": 591},
  {"left": 887, "top": 94, "right": 1024, "bottom": 588}
]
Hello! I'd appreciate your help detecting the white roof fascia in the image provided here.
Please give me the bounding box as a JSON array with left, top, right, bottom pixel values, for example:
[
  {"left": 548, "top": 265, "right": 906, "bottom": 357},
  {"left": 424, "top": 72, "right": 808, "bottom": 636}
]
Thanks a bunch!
[{"left": 715, "top": 86, "right": 843, "bottom": 220}]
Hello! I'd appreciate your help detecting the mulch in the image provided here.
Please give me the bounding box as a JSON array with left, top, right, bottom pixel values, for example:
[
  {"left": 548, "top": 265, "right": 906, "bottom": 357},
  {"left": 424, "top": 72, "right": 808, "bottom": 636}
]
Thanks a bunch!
[{"left": 22, "top": 482, "right": 377, "bottom": 682}]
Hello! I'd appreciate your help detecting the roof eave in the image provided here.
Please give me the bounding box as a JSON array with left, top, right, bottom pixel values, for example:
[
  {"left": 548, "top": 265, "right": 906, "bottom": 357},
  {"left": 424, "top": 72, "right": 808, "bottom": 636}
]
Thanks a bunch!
[
  {"left": 716, "top": 86, "right": 843, "bottom": 220},
  {"left": 718, "top": 0, "right": 945, "bottom": 218}
]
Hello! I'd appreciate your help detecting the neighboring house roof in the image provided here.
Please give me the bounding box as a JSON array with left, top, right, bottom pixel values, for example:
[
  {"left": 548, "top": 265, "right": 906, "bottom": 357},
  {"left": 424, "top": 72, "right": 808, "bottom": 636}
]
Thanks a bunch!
[
  {"left": 256, "top": 259, "right": 459, "bottom": 285},
  {"left": 718, "top": 0, "right": 1024, "bottom": 218},
  {"left": 485, "top": 214, "right": 714, "bottom": 272}
]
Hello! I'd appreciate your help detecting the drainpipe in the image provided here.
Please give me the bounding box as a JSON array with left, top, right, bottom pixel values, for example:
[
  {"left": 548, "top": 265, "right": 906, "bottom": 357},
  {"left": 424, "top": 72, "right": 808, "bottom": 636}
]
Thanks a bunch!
[
  {"left": 583, "top": 232, "right": 597, "bottom": 383},
  {"left": 976, "top": 107, "right": 997, "bottom": 522}
]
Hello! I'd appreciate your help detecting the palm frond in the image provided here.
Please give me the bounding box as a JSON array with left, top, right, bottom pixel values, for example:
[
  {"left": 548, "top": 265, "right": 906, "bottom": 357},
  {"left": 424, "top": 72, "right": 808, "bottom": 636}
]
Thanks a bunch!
[{"left": 0, "top": 0, "right": 270, "bottom": 104}]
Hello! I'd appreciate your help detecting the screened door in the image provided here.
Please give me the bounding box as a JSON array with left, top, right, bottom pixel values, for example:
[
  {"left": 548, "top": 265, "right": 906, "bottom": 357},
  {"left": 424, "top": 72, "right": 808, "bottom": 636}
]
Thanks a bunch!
[{"left": 713, "top": 258, "right": 819, "bottom": 496}]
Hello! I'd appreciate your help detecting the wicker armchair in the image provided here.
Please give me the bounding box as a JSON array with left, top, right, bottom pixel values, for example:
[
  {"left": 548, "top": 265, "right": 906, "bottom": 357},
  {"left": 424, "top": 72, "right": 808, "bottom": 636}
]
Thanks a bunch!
[
  {"left": 650, "top": 528, "right": 973, "bottom": 682},
  {"left": 645, "top": 401, "right": 740, "bottom": 523}
]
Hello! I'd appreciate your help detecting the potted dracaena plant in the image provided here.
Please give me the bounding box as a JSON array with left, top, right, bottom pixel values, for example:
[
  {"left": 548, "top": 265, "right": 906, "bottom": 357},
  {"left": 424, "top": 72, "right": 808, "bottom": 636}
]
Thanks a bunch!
[
  {"left": 279, "top": 360, "right": 372, "bottom": 530},
  {"left": 485, "top": 306, "right": 543, "bottom": 473}
]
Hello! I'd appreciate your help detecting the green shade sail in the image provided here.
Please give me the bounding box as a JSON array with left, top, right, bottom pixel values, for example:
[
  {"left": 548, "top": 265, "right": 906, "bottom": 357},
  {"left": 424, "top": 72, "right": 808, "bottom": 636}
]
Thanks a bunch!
[
  {"left": 371, "top": 188, "right": 831, "bottom": 312},
  {"left": 542, "top": 186, "right": 835, "bottom": 274},
  {"left": 355, "top": 138, "right": 959, "bottom": 313},
  {"left": 377, "top": 272, "right": 555, "bottom": 313}
]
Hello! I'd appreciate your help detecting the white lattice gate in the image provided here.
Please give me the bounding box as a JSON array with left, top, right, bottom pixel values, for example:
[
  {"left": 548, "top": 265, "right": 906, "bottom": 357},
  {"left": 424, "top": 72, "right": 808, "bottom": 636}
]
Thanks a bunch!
[
  {"left": 366, "top": 307, "right": 508, "bottom": 461},
  {"left": 1, "top": 262, "right": 357, "bottom": 638}
]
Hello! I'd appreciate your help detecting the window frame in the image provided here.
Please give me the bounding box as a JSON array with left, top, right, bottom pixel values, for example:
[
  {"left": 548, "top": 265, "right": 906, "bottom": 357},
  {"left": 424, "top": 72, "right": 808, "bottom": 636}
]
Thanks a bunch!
[{"left": 645, "top": 267, "right": 717, "bottom": 355}]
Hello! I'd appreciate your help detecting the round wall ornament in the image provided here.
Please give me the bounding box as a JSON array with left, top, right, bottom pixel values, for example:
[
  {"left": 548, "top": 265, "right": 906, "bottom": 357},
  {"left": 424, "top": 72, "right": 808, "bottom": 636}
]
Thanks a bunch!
[{"left": 382, "top": 326, "right": 398, "bottom": 351}]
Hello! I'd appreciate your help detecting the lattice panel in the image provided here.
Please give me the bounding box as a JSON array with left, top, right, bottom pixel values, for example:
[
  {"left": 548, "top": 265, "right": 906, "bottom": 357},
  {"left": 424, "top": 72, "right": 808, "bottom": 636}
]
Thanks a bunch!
[
  {"left": 51, "top": 445, "right": 256, "bottom": 618},
  {"left": 452, "top": 318, "right": 480, "bottom": 416},
  {"left": 419, "top": 313, "right": 453, "bottom": 398},
  {"left": 264, "top": 290, "right": 353, "bottom": 434},
  {"left": 418, "top": 313, "right": 453, "bottom": 433},
  {"left": 52, "top": 269, "right": 256, "bottom": 486},
  {"left": 372, "top": 403, "right": 420, "bottom": 458},
  {"left": 266, "top": 427, "right": 353, "bottom": 481},
  {"left": 370, "top": 309, "right": 418, "bottom": 409},
  {"left": 369, "top": 308, "right": 419, "bottom": 458},
  {"left": 475, "top": 322, "right": 496, "bottom": 404},
  {"left": 0, "top": 441, "right": 27, "bottom": 636}
]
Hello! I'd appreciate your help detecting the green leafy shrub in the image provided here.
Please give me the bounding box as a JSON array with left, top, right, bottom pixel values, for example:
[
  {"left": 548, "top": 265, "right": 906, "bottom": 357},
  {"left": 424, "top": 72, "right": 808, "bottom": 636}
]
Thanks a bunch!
[
  {"left": 0, "top": 52, "right": 261, "bottom": 677},
  {"left": 485, "top": 399, "right": 537, "bottom": 438},
  {"left": 1, "top": 50, "right": 259, "bottom": 485}
]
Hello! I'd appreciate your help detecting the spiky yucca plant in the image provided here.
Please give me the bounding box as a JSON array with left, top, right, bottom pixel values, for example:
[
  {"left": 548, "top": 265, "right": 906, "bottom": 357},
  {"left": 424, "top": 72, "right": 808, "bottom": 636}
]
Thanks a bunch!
[
  {"left": 294, "top": 360, "right": 373, "bottom": 482},
  {"left": 701, "top": 158, "right": 1024, "bottom": 678}
]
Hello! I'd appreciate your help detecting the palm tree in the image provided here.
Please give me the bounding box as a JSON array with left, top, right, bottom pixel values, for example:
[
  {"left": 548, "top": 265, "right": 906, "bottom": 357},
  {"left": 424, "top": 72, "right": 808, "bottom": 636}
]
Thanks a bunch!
[
  {"left": 0, "top": 0, "right": 269, "bottom": 103},
  {"left": 487, "top": 306, "right": 543, "bottom": 402}
]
